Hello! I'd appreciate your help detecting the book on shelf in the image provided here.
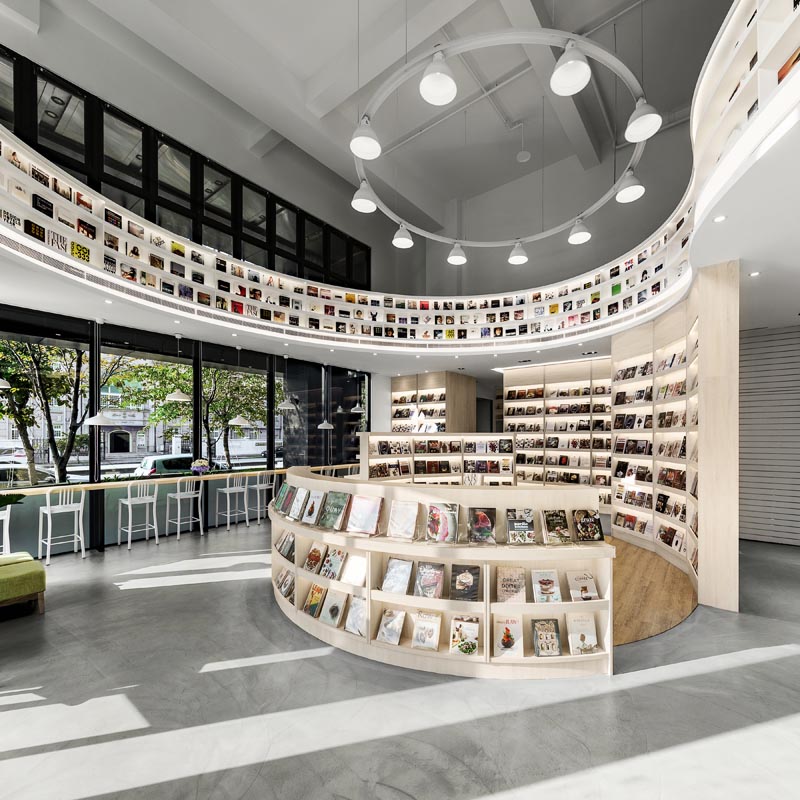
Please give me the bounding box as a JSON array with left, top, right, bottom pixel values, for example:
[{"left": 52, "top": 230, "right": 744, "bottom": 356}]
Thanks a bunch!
[
  {"left": 300, "top": 490, "right": 326, "bottom": 525},
  {"left": 381, "top": 557, "right": 413, "bottom": 594},
  {"left": 273, "top": 481, "right": 290, "bottom": 511},
  {"left": 275, "top": 531, "right": 295, "bottom": 561},
  {"left": 566, "top": 611, "right": 600, "bottom": 655},
  {"left": 565, "top": 570, "right": 600, "bottom": 601},
  {"left": 275, "top": 567, "right": 295, "bottom": 601},
  {"left": 450, "top": 565, "right": 481, "bottom": 601},
  {"left": 319, "top": 491, "right": 351, "bottom": 530},
  {"left": 426, "top": 502, "right": 459, "bottom": 543},
  {"left": 496, "top": 566, "right": 526, "bottom": 602},
  {"left": 449, "top": 616, "right": 480, "bottom": 656},
  {"left": 506, "top": 507, "right": 537, "bottom": 544},
  {"left": 541, "top": 509, "right": 572, "bottom": 545},
  {"left": 411, "top": 610, "right": 442, "bottom": 651},
  {"left": 573, "top": 509, "right": 604, "bottom": 542},
  {"left": 467, "top": 507, "right": 497, "bottom": 545},
  {"left": 302, "top": 542, "right": 327, "bottom": 574},
  {"left": 413, "top": 561, "right": 445, "bottom": 598},
  {"left": 287, "top": 486, "right": 309, "bottom": 520},
  {"left": 531, "top": 569, "right": 562, "bottom": 603},
  {"left": 375, "top": 608, "right": 406, "bottom": 645},
  {"left": 279, "top": 485, "right": 297, "bottom": 515},
  {"left": 319, "top": 548, "right": 347, "bottom": 580},
  {"left": 387, "top": 500, "right": 419, "bottom": 539},
  {"left": 493, "top": 616, "right": 523, "bottom": 657},
  {"left": 532, "top": 619, "right": 562, "bottom": 657},
  {"left": 346, "top": 495, "right": 383, "bottom": 536},
  {"left": 343, "top": 595, "right": 367, "bottom": 636},
  {"left": 319, "top": 589, "right": 348, "bottom": 627},
  {"left": 302, "top": 583, "right": 326, "bottom": 618},
  {"left": 339, "top": 554, "right": 367, "bottom": 587}
]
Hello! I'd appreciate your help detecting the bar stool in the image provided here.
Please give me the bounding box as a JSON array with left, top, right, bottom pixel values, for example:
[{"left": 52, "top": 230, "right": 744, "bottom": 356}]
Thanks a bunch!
[
  {"left": 246, "top": 471, "right": 275, "bottom": 522},
  {"left": 216, "top": 474, "right": 249, "bottom": 530},
  {"left": 166, "top": 476, "right": 204, "bottom": 539},
  {"left": 0, "top": 505, "right": 10, "bottom": 555},
  {"left": 38, "top": 488, "right": 86, "bottom": 566},
  {"left": 117, "top": 481, "right": 159, "bottom": 550}
]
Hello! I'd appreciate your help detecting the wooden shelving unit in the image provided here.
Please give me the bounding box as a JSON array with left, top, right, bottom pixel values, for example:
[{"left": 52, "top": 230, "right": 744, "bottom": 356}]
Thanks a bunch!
[{"left": 390, "top": 371, "right": 476, "bottom": 433}]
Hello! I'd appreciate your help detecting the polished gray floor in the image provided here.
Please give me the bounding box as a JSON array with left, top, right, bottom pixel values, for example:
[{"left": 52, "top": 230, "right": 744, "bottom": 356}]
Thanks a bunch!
[{"left": 1, "top": 529, "right": 800, "bottom": 799}]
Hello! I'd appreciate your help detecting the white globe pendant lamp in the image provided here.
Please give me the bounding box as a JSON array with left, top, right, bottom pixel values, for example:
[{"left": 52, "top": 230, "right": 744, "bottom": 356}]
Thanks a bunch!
[
  {"left": 508, "top": 241, "right": 528, "bottom": 265},
  {"left": 550, "top": 41, "right": 592, "bottom": 97},
  {"left": 392, "top": 224, "right": 414, "bottom": 249},
  {"left": 625, "top": 98, "right": 662, "bottom": 143},
  {"left": 615, "top": 170, "right": 646, "bottom": 203},
  {"left": 349, "top": 116, "right": 381, "bottom": 160},
  {"left": 351, "top": 180, "right": 377, "bottom": 213},
  {"left": 419, "top": 52, "right": 457, "bottom": 106},
  {"left": 568, "top": 219, "right": 592, "bottom": 245},
  {"left": 447, "top": 243, "right": 467, "bottom": 265}
]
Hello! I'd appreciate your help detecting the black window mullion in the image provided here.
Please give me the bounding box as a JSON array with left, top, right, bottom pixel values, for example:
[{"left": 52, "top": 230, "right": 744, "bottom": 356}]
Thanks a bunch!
[
  {"left": 12, "top": 54, "right": 36, "bottom": 145},
  {"left": 141, "top": 126, "right": 158, "bottom": 222},
  {"left": 190, "top": 151, "right": 204, "bottom": 244},
  {"left": 84, "top": 95, "right": 103, "bottom": 191},
  {"left": 231, "top": 173, "right": 243, "bottom": 259}
]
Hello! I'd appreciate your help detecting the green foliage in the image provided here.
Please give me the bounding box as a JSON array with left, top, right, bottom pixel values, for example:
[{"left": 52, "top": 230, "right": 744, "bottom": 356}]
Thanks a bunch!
[{"left": 0, "top": 493, "right": 25, "bottom": 509}]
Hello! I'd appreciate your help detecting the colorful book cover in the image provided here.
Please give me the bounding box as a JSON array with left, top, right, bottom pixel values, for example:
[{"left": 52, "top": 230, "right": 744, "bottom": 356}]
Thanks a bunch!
[
  {"left": 565, "top": 570, "right": 600, "bottom": 601},
  {"left": 276, "top": 568, "right": 295, "bottom": 601},
  {"left": 573, "top": 509, "right": 604, "bottom": 541},
  {"left": 346, "top": 495, "right": 383, "bottom": 536},
  {"left": 287, "top": 486, "right": 309, "bottom": 520},
  {"left": 496, "top": 566, "right": 526, "bottom": 603},
  {"left": 566, "top": 611, "right": 600, "bottom": 654},
  {"left": 319, "top": 548, "right": 347, "bottom": 580},
  {"left": 468, "top": 507, "right": 497, "bottom": 544},
  {"left": 531, "top": 569, "right": 562, "bottom": 603},
  {"left": 381, "top": 558, "right": 413, "bottom": 594},
  {"left": 319, "top": 491, "right": 351, "bottom": 530},
  {"left": 273, "top": 481, "right": 289, "bottom": 512},
  {"left": 302, "top": 542, "right": 328, "bottom": 574},
  {"left": 450, "top": 565, "right": 481, "bottom": 602},
  {"left": 387, "top": 500, "right": 419, "bottom": 539},
  {"left": 411, "top": 610, "right": 442, "bottom": 651},
  {"left": 339, "top": 554, "right": 367, "bottom": 587},
  {"left": 343, "top": 596, "right": 367, "bottom": 636},
  {"left": 541, "top": 509, "right": 572, "bottom": 545},
  {"left": 301, "top": 490, "right": 326, "bottom": 526},
  {"left": 493, "top": 616, "right": 523, "bottom": 657},
  {"left": 426, "top": 502, "right": 459, "bottom": 542},
  {"left": 279, "top": 485, "right": 296, "bottom": 515},
  {"left": 449, "top": 616, "right": 480, "bottom": 656},
  {"left": 375, "top": 608, "right": 406, "bottom": 645},
  {"left": 276, "top": 532, "right": 295, "bottom": 561},
  {"left": 532, "top": 619, "right": 562, "bottom": 656},
  {"left": 319, "top": 589, "right": 348, "bottom": 627},
  {"left": 506, "top": 508, "right": 537, "bottom": 544},
  {"left": 413, "top": 561, "right": 445, "bottom": 599},
  {"left": 302, "top": 583, "right": 326, "bottom": 618}
]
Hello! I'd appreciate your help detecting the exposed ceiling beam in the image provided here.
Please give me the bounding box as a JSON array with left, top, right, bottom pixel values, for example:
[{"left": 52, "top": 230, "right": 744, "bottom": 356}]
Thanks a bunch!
[
  {"left": 498, "top": 0, "right": 601, "bottom": 168},
  {"left": 248, "top": 125, "right": 284, "bottom": 159},
  {"left": 0, "top": 0, "right": 39, "bottom": 33}
]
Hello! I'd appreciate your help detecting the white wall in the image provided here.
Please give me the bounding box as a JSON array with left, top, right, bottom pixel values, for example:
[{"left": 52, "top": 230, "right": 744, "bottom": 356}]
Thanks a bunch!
[{"left": 369, "top": 374, "right": 391, "bottom": 432}]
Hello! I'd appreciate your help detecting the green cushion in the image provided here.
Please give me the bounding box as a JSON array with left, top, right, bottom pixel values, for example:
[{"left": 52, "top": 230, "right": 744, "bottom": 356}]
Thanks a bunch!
[
  {"left": 0, "top": 552, "right": 34, "bottom": 568},
  {"left": 0, "top": 560, "right": 46, "bottom": 601}
]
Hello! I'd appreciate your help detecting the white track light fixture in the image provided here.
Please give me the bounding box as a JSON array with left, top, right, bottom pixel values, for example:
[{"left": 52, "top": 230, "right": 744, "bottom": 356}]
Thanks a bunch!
[
  {"left": 419, "top": 51, "right": 457, "bottom": 106},
  {"left": 508, "top": 241, "right": 528, "bottom": 265},
  {"left": 568, "top": 219, "right": 592, "bottom": 245},
  {"left": 447, "top": 243, "right": 467, "bottom": 265},
  {"left": 615, "top": 170, "right": 646, "bottom": 203},
  {"left": 349, "top": 116, "right": 381, "bottom": 160},
  {"left": 351, "top": 180, "right": 377, "bottom": 213},
  {"left": 550, "top": 41, "right": 592, "bottom": 97},
  {"left": 392, "top": 224, "right": 414, "bottom": 249},
  {"left": 625, "top": 98, "right": 662, "bottom": 142}
]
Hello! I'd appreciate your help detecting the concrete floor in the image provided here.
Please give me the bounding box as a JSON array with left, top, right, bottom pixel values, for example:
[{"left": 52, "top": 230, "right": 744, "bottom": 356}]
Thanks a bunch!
[{"left": 1, "top": 527, "right": 800, "bottom": 799}]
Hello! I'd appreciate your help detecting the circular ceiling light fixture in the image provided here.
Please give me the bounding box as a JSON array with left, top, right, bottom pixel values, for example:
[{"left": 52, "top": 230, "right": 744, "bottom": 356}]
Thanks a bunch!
[
  {"left": 392, "top": 224, "right": 414, "bottom": 249},
  {"left": 550, "top": 41, "right": 592, "bottom": 97},
  {"left": 516, "top": 150, "right": 531, "bottom": 163},
  {"left": 625, "top": 98, "right": 662, "bottom": 143},
  {"left": 615, "top": 170, "right": 646, "bottom": 203},
  {"left": 349, "top": 116, "right": 381, "bottom": 160},
  {"left": 419, "top": 51, "right": 457, "bottom": 106},
  {"left": 351, "top": 180, "right": 377, "bottom": 213},
  {"left": 508, "top": 242, "right": 528, "bottom": 265},
  {"left": 568, "top": 219, "right": 592, "bottom": 245},
  {"left": 447, "top": 243, "right": 467, "bottom": 265}
]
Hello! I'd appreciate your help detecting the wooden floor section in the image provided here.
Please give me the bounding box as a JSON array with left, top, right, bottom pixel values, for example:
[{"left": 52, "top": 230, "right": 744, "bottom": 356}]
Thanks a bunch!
[{"left": 609, "top": 535, "right": 698, "bottom": 646}]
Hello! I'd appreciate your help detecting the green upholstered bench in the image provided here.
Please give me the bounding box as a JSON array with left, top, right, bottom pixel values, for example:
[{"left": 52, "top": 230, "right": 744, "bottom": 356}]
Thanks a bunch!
[{"left": 0, "top": 553, "right": 46, "bottom": 614}]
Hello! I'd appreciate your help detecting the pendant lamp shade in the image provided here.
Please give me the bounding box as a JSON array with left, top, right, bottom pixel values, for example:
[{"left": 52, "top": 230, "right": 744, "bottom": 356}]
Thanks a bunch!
[
  {"left": 165, "top": 389, "right": 192, "bottom": 402},
  {"left": 550, "top": 42, "right": 591, "bottom": 97},
  {"left": 85, "top": 410, "right": 117, "bottom": 426},
  {"left": 392, "top": 224, "right": 414, "bottom": 249},
  {"left": 419, "top": 52, "right": 457, "bottom": 106},
  {"left": 0, "top": 378, "right": 10, "bottom": 390},
  {"left": 508, "top": 242, "right": 528, "bottom": 265},
  {"left": 318, "top": 419, "right": 334, "bottom": 430},
  {"left": 625, "top": 99, "right": 662, "bottom": 143},
  {"left": 228, "top": 415, "right": 250, "bottom": 427},
  {"left": 351, "top": 180, "right": 377, "bottom": 213},
  {"left": 349, "top": 117, "right": 382, "bottom": 160},
  {"left": 615, "top": 170, "right": 646, "bottom": 203},
  {"left": 568, "top": 219, "right": 592, "bottom": 245},
  {"left": 447, "top": 243, "right": 467, "bottom": 265}
]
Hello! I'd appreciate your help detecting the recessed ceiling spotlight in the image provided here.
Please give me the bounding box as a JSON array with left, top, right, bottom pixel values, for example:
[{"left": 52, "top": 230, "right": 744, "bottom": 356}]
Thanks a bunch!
[
  {"left": 454, "top": 355, "right": 459, "bottom": 359},
  {"left": 415, "top": 355, "right": 420, "bottom": 358},
  {"left": 231, "top": 333, "right": 237, "bottom": 337},
  {"left": 713, "top": 215, "right": 727, "bottom": 223},
  {"left": 50, "top": 95, "right": 65, "bottom": 106},
  {"left": 104, "top": 299, "right": 112, "bottom": 304},
  {"left": 493, "top": 354, "right": 498, "bottom": 358},
  {"left": 44, "top": 109, "right": 58, "bottom": 119},
  {"left": 749, "top": 271, "right": 760, "bottom": 277}
]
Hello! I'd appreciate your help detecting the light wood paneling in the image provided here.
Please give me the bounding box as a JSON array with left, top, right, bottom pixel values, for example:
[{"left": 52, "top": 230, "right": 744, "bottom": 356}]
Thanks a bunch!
[{"left": 445, "top": 371, "right": 477, "bottom": 431}]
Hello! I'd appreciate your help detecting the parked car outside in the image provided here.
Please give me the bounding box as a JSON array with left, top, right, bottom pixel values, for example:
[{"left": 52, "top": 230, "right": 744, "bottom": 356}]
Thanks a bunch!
[
  {"left": 0, "top": 461, "right": 57, "bottom": 488},
  {"left": 132, "top": 455, "right": 226, "bottom": 477}
]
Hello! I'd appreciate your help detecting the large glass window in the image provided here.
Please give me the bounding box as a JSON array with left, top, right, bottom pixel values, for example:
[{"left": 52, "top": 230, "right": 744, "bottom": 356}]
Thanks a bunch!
[
  {"left": 274, "top": 254, "right": 299, "bottom": 277},
  {"left": 203, "top": 163, "right": 232, "bottom": 224},
  {"left": 103, "top": 111, "right": 143, "bottom": 186},
  {"left": 304, "top": 218, "right": 324, "bottom": 267},
  {"left": 352, "top": 243, "right": 369, "bottom": 287},
  {"left": 103, "top": 183, "right": 145, "bottom": 217},
  {"left": 0, "top": 53, "right": 13, "bottom": 125},
  {"left": 242, "top": 241, "right": 268, "bottom": 268},
  {"left": 280, "top": 360, "right": 323, "bottom": 467},
  {"left": 157, "top": 206, "right": 192, "bottom": 240},
  {"left": 203, "top": 225, "right": 233, "bottom": 256},
  {"left": 37, "top": 75, "right": 85, "bottom": 162},
  {"left": 157, "top": 139, "right": 191, "bottom": 205},
  {"left": 330, "top": 230, "right": 347, "bottom": 280},
  {"left": 275, "top": 203, "right": 297, "bottom": 250},
  {"left": 329, "top": 368, "right": 368, "bottom": 465},
  {"left": 243, "top": 185, "right": 267, "bottom": 241}
]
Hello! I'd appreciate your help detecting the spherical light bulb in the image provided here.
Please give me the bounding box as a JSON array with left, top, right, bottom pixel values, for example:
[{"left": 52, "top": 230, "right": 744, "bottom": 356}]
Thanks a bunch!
[
  {"left": 516, "top": 150, "right": 531, "bottom": 163},
  {"left": 419, "top": 52, "right": 457, "bottom": 106},
  {"left": 615, "top": 170, "right": 646, "bottom": 203},
  {"left": 447, "top": 243, "right": 467, "bottom": 265},
  {"left": 568, "top": 219, "right": 592, "bottom": 245},
  {"left": 351, "top": 180, "right": 377, "bottom": 213},
  {"left": 550, "top": 41, "right": 592, "bottom": 97},
  {"left": 625, "top": 98, "right": 662, "bottom": 143},
  {"left": 392, "top": 224, "right": 414, "bottom": 249},
  {"left": 508, "top": 242, "right": 528, "bottom": 265},
  {"left": 349, "top": 117, "right": 382, "bottom": 160}
]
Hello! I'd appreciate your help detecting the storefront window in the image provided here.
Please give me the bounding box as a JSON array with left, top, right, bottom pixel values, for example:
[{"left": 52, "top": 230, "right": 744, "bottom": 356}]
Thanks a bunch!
[
  {"left": 37, "top": 75, "right": 85, "bottom": 162},
  {"left": 103, "top": 111, "right": 143, "bottom": 186}
]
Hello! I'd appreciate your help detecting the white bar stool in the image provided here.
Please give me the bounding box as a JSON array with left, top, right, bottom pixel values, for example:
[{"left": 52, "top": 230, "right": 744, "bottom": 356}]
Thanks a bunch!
[
  {"left": 247, "top": 471, "right": 275, "bottom": 522},
  {"left": 166, "top": 476, "right": 204, "bottom": 539},
  {"left": 0, "top": 505, "right": 11, "bottom": 555},
  {"left": 216, "top": 474, "right": 249, "bottom": 530},
  {"left": 38, "top": 488, "right": 86, "bottom": 566},
  {"left": 118, "top": 481, "right": 159, "bottom": 550}
]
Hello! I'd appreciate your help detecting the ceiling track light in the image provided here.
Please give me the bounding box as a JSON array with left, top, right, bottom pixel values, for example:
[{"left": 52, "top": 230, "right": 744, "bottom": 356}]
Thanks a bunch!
[
  {"left": 615, "top": 170, "right": 646, "bottom": 203},
  {"left": 625, "top": 98, "right": 662, "bottom": 143},
  {"left": 392, "top": 224, "right": 414, "bottom": 249},
  {"left": 419, "top": 51, "right": 457, "bottom": 106},
  {"left": 508, "top": 241, "right": 528, "bottom": 265},
  {"left": 550, "top": 41, "right": 592, "bottom": 97},
  {"left": 349, "top": 116, "right": 381, "bottom": 160},
  {"left": 568, "top": 219, "right": 592, "bottom": 245},
  {"left": 447, "top": 242, "right": 467, "bottom": 265},
  {"left": 351, "top": 180, "right": 377, "bottom": 213}
]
